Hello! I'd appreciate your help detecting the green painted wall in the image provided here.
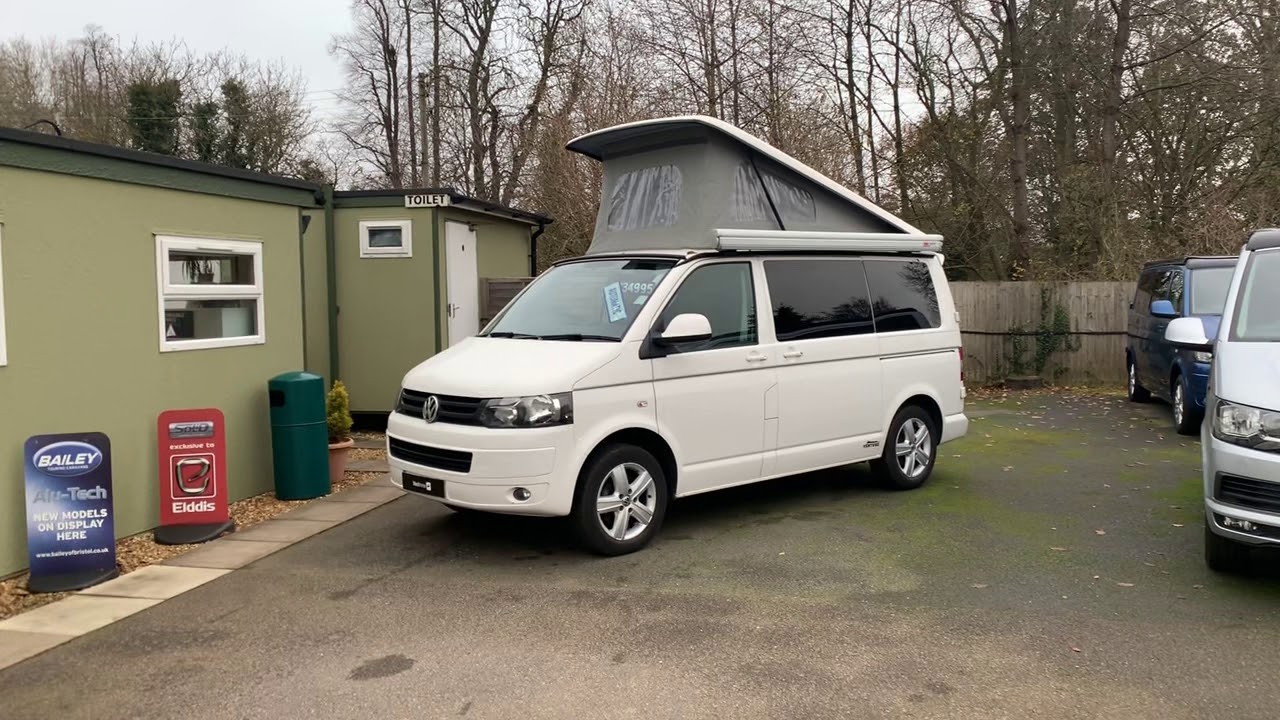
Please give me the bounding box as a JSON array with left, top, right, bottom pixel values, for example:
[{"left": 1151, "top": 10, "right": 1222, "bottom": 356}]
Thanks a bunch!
[
  {"left": 333, "top": 206, "right": 439, "bottom": 413},
  {"left": 334, "top": 205, "right": 532, "bottom": 413},
  {"left": 0, "top": 166, "right": 307, "bottom": 576},
  {"left": 301, "top": 208, "right": 330, "bottom": 382}
]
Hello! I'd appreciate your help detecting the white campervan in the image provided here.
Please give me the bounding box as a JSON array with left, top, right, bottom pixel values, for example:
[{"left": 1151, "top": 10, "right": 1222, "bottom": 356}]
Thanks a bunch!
[{"left": 387, "top": 116, "right": 968, "bottom": 554}]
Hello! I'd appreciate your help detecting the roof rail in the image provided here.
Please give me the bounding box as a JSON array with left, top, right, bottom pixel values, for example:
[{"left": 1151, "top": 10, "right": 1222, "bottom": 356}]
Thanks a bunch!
[
  {"left": 1246, "top": 228, "right": 1280, "bottom": 252},
  {"left": 715, "top": 229, "right": 943, "bottom": 254}
]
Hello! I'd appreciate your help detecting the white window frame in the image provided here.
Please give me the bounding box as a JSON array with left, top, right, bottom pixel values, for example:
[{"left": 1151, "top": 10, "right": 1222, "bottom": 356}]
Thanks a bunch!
[
  {"left": 155, "top": 235, "right": 265, "bottom": 352},
  {"left": 0, "top": 223, "right": 7, "bottom": 367},
  {"left": 359, "top": 219, "right": 413, "bottom": 258}
]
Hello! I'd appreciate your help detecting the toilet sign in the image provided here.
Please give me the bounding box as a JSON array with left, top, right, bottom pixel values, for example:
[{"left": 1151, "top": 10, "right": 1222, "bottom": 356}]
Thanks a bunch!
[
  {"left": 155, "top": 409, "right": 234, "bottom": 544},
  {"left": 24, "top": 432, "right": 118, "bottom": 593}
]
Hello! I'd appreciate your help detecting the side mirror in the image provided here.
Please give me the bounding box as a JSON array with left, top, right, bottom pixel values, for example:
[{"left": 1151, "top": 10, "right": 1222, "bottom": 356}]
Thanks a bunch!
[
  {"left": 1165, "top": 316, "right": 1211, "bottom": 350},
  {"left": 1150, "top": 299, "right": 1177, "bottom": 318},
  {"left": 657, "top": 313, "right": 713, "bottom": 345}
]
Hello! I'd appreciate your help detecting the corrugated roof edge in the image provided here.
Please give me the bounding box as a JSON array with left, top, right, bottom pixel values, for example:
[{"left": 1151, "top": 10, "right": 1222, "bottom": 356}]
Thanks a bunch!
[
  {"left": 566, "top": 115, "right": 924, "bottom": 236},
  {"left": 334, "top": 187, "right": 552, "bottom": 225},
  {"left": 0, "top": 126, "right": 324, "bottom": 198}
]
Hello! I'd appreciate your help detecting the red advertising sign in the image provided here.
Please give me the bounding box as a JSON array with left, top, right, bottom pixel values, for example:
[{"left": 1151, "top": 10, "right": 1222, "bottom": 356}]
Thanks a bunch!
[{"left": 155, "top": 409, "right": 234, "bottom": 544}]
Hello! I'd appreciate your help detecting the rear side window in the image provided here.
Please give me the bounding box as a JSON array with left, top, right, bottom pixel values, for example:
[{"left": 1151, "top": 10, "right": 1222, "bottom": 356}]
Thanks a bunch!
[
  {"left": 763, "top": 259, "right": 874, "bottom": 341},
  {"left": 864, "top": 259, "right": 942, "bottom": 332}
]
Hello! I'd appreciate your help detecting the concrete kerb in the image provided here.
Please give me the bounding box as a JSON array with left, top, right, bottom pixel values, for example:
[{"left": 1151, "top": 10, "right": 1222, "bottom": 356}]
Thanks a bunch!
[{"left": 0, "top": 474, "right": 404, "bottom": 673}]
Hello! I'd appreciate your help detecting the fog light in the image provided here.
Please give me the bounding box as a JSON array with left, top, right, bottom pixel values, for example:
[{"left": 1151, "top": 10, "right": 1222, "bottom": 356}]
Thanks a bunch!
[
  {"left": 1221, "top": 516, "right": 1257, "bottom": 532},
  {"left": 512, "top": 487, "right": 532, "bottom": 502}
]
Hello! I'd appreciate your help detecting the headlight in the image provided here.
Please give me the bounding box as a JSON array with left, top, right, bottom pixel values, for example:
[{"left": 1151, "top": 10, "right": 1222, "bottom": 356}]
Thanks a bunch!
[
  {"left": 479, "top": 393, "right": 573, "bottom": 428},
  {"left": 1193, "top": 350, "right": 1213, "bottom": 363},
  {"left": 1213, "top": 400, "right": 1280, "bottom": 449}
]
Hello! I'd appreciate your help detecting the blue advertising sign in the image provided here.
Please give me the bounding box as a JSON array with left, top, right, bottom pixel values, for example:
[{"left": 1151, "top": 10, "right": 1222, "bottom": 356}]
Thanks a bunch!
[{"left": 24, "top": 432, "right": 118, "bottom": 593}]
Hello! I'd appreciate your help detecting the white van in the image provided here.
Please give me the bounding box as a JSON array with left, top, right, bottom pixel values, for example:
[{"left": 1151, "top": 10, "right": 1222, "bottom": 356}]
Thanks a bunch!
[
  {"left": 387, "top": 117, "right": 968, "bottom": 554},
  {"left": 1166, "top": 228, "right": 1280, "bottom": 572}
]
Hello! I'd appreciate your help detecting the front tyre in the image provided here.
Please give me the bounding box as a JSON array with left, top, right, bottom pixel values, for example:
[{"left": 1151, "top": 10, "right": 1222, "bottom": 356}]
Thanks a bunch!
[
  {"left": 572, "top": 445, "right": 668, "bottom": 556},
  {"left": 872, "top": 406, "right": 939, "bottom": 491},
  {"left": 1204, "top": 521, "right": 1250, "bottom": 574}
]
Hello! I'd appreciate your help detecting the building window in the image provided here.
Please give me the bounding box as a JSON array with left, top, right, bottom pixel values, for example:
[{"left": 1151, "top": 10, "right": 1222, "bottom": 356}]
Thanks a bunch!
[
  {"left": 0, "top": 223, "right": 7, "bottom": 367},
  {"left": 156, "top": 235, "right": 265, "bottom": 352},
  {"left": 359, "top": 219, "right": 412, "bottom": 257}
]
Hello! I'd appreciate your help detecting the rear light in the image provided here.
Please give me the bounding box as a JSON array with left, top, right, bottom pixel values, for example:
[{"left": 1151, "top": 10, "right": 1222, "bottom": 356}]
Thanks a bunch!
[{"left": 959, "top": 347, "right": 966, "bottom": 384}]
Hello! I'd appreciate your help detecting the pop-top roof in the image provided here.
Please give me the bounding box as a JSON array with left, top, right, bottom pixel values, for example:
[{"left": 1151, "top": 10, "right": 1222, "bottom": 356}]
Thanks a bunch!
[{"left": 566, "top": 115, "right": 932, "bottom": 255}]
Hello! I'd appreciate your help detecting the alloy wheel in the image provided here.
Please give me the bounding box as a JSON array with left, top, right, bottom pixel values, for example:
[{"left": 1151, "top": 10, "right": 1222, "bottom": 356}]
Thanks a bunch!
[
  {"left": 1174, "top": 383, "right": 1185, "bottom": 427},
  {"left": 895, "top": 418, "right": 932, "bottom": 479},
  {"left": 595, "top": 462, "right": 658, "bottom": 541}
]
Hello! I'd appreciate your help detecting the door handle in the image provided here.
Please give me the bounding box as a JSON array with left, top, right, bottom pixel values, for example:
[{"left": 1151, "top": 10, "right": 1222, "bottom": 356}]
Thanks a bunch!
[
  {"left": 782, "top": 350, "right": 804, "bottom": 359},
  {"left": 746, "top": 353, "right": 768, "bottom": 363}
]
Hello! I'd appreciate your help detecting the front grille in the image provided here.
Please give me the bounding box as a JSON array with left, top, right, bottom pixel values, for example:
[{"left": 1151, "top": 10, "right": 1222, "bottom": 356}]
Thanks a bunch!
[
  {"left": 388, "top": 437, "right": 473, "bottom": 473},
  {"left": 396, "top": 389, "right": 486, "bottom": 425},
  {"left": 1216, "top": 475, "right": 1280, "bottom": 514}
]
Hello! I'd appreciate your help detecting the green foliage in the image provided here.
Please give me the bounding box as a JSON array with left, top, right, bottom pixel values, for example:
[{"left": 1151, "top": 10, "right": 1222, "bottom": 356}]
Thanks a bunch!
[
  {"left": 326, "top": 380, "right": 353, "bottom": 443},
  {"left": 1006, "top": 288, "right": 1080, "bottom": 377},
  {"left": 190, "top": 101, "right": 221, "bottom": 163},
  {"left": 126, "top": 79, "right": 182, "bottom": 155}
]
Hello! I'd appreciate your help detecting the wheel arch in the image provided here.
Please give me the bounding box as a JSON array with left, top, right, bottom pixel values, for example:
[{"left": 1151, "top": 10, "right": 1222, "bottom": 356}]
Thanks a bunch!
[{"left": 580, "top": 427, "right": 679, "bottom": 500}]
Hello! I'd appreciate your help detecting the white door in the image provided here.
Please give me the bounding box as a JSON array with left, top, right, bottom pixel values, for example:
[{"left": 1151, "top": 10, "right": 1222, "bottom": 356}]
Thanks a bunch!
[
  {"left": 651, "top": 261, "right": 777, "bottom": 496},
  {"left": 445, "top": 221, "right": 480, "bottom": 345},
  {"left": 761, "top": 257, "right": 883, "bottom": 476}
]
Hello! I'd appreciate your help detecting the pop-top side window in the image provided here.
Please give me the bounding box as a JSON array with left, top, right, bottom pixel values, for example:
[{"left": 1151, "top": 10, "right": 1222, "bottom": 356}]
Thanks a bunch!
[{"left": 606, "top": 165, "right": 682, "bottom": 231}]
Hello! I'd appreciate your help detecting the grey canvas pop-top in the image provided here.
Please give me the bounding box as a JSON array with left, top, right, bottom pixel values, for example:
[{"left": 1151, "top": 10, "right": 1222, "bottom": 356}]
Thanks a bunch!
[{"left": 566, "top": 116, "right": 925, "bottom": 255}]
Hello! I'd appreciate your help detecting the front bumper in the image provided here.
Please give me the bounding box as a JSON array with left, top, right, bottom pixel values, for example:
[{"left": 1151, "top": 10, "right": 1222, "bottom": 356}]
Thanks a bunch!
[
  {"left": 386, "top": 411, "right": 577, "bottom": 516},
  {"left": 1188, "top": 362, "right": 1211, "bottom": 410},
  {"left": 1203, "top": 434, "right": 1280, "bottom": 547}
]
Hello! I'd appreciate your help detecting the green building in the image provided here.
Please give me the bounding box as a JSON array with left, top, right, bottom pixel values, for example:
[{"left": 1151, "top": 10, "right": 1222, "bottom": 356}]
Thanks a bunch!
[{"left": 0, "top": 128, "right": 547, "bottom": 576}]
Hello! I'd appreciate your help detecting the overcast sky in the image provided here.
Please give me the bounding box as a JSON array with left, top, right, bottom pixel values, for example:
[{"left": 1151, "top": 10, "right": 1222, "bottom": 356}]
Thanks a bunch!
[{"left": 7, "top": 0, "right": 353, "bottom": 122}]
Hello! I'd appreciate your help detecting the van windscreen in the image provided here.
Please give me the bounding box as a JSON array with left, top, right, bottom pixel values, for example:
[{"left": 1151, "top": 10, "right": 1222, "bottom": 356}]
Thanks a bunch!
[{"left": 484, "top": 259, "right": 676, "bottom": 341}]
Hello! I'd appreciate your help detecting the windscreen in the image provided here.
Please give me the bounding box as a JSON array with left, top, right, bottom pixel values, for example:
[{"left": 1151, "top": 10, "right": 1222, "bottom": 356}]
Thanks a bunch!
[
  {"left": 485, "top": 259, "right": 676, "bottom": 341},
  {"left": 1232, "top": 251, "right": 1280, "bottom": 342},
  {"left": 1189, "top": 266, "right": 1235, "bottom": 315}
]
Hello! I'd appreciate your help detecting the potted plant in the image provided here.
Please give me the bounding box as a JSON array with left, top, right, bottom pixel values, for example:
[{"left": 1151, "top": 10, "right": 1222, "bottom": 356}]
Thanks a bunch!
[{"left": 327, "top": 380, "right": 355, "bottom": 486}]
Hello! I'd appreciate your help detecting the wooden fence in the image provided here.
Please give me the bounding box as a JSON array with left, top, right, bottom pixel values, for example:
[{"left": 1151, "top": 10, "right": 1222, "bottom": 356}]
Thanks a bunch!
[
  {"left": 952, "top": 281, "right": 1133, "bottom": 386},
  {"left": 480, "top": 277, "right": 1135, "bottom": 386}
]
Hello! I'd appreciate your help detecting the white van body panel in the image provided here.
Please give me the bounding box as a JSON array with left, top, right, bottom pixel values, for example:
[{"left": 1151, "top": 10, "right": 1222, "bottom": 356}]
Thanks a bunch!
[{"left": 388, "top": 250, "right": 968, "bottom": 520}]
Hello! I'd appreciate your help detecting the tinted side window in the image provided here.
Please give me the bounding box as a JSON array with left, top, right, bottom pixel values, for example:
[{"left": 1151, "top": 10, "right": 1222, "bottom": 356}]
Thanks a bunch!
[
  {"left": 865, "top": 259, "right": 942, "bottom": 332},
  {"left": 1134, "top": 269, "right": 1159, "bottom": 311},
  {"left": 763, "top": 259, "right": 874, "bottom": 341},
  {"left": 1167, "top": 270, "right": 1185, "bottom": 314},
  {"left": 659, "top": 263, "right": 756, "bottom": 351},
  {"left": 1151, "top": 269, "right": 1175, "bottom": 303}
]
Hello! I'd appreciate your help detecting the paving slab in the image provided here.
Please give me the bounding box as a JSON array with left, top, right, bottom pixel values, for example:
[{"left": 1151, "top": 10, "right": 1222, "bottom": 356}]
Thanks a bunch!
[
  {"left": 0, "top": 630, "right": 69, "bottom": 669},
  {"left": 326, "top": 482, "right": 403, "bottom": 504},
  {"left": 280, "top": 500, "right": 383, "bottom": 523},
  {"left": 222, "top": 519, "right": 336, "bottom": 543},
  {"left": 353, "top": 439, "right": 384, "bottom": 449},
  {"left": 77, "top": 566, "right": 228, "bottom": 600},
  {"left": 0, "top": 596, "right": 159, "bottom": 637},
  {"left": 163, "top": 539, "right": 292, "bottom": 570}
]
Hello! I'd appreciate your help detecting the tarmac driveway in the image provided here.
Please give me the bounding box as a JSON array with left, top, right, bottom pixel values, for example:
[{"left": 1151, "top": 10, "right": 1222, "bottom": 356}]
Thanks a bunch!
[{"left": 2, "top": 392, "right": 1278, "bottom": 719}]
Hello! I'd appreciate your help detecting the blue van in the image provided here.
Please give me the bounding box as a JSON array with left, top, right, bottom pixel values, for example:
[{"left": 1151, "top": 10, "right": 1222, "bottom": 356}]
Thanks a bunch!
[{"left": 1126, "top": 256, "right": 1237, "bottom": 434}]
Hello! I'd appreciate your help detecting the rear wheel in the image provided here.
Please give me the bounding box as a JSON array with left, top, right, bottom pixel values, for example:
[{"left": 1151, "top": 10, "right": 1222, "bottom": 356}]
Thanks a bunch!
[
  {"left": 1172, "top": 374, "right": 1201, "bottom": 436},
  {"left": 1205, "top": 521, "right": 1250, "bottom": 574},
  {"left": 872, "top": 406, "right": 938, "bottom": 491},
  {"left": 1127, "top": 358, "right": 1150, "bottom": 402},
  {"left": 571, "top": 445, "right": 668, "bottom": 556}
]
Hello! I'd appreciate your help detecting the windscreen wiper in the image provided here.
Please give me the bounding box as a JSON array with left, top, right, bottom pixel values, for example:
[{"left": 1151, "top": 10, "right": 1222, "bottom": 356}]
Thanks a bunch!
[
  {"left": 486, "top": 331, "right": 541, "bottom": 339},
  {"left": 539, "top": 333, "right": 619, "bottom": 342}
]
